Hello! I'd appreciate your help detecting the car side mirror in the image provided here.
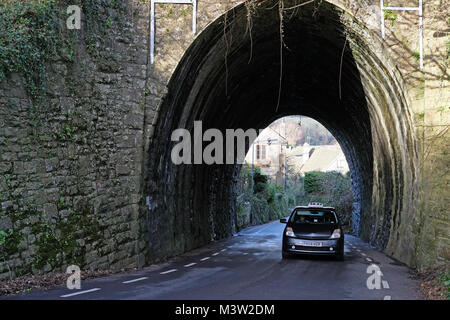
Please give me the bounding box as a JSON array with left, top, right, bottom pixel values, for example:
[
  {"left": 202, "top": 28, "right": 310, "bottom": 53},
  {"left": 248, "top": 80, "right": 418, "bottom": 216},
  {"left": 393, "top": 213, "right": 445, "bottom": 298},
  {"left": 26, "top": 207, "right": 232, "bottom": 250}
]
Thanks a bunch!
[{"left": 280, "top": 218, "right": 287, "bottom": 223}]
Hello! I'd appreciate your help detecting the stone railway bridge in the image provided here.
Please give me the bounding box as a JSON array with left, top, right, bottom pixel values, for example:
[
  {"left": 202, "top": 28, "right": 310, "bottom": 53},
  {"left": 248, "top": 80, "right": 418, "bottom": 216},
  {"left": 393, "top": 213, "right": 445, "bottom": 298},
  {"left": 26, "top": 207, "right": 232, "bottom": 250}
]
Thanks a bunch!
[{"left": 0, "top": 0, "right": 448, "bottom": 279}]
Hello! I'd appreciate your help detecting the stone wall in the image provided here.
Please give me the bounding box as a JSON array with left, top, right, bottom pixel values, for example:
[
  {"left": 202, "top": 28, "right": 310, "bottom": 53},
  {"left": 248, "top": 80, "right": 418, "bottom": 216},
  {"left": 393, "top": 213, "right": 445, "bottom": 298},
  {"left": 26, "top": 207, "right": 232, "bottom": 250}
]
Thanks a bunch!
[{"left": 0, "top": 0, "right": 150, "bottom": 278}]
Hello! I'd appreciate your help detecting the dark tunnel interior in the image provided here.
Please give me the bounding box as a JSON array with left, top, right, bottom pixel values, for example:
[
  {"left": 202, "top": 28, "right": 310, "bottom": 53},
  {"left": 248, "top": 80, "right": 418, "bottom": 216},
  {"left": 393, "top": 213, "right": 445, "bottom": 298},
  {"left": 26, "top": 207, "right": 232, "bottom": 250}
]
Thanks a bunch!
[{"left": 145, "top": 1, "right": 419, "bottom": 264}]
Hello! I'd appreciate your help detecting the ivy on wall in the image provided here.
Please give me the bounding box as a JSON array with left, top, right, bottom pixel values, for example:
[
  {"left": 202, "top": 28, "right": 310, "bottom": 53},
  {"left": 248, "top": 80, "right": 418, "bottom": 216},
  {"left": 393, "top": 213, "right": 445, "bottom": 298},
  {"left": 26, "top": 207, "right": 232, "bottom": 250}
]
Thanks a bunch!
[
  {"left": 0, "top": 0, "right": 127, "bottom": 104},
  {"left": 0, "top": 0, "right": 62, "bottom": 102}
]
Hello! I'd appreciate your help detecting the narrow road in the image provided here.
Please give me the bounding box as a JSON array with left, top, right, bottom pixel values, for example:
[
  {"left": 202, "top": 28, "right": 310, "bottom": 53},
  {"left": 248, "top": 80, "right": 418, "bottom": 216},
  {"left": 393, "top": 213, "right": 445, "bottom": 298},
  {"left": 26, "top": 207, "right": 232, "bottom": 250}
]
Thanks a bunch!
[{"left": 5, "top": 219, "right": 422, "bottom": 300}]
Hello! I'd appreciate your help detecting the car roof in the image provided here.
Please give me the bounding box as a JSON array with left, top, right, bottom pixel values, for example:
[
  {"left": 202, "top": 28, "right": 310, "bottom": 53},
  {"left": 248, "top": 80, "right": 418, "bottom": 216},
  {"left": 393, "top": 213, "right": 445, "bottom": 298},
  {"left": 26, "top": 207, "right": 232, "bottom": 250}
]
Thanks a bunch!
[{"left": 293, "top": 206, "right": 335, "bottom": 210}]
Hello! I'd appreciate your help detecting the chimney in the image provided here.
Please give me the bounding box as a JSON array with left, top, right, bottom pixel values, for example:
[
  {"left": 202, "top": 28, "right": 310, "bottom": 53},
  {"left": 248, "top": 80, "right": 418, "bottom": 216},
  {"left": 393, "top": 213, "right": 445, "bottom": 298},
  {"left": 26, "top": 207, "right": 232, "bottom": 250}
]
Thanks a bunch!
[{"left": 302, "top": 142, "right": 310, "bottom": 165}]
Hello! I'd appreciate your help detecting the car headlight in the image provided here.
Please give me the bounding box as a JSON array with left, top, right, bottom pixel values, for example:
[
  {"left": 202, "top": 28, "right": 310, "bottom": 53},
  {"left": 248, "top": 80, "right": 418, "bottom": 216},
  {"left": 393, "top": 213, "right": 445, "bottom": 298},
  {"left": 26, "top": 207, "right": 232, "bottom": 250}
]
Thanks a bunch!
[
  {"left": 285, "top": 227, "right": 295, "bottom": 237},
  {"left": 330, "top": 229, "right": 341, "bottom": 239}
]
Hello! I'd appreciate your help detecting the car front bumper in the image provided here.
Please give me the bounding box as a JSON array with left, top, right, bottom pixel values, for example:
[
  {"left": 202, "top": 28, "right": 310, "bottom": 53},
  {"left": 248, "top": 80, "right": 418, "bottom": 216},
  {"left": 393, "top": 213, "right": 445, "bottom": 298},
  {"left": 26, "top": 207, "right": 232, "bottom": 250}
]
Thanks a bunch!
[{"left": 283, "top": 237, "right": 341, "bottom": 255}]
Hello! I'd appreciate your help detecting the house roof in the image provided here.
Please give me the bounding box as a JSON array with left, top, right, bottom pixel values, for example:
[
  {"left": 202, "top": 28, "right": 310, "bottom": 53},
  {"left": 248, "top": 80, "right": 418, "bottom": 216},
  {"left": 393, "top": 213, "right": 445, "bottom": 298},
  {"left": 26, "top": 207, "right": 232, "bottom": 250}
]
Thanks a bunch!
[
  {"left": 289, "top": 145, "right": 304, "bottom": 155},
  {"left": 301, "top": 147, "right": 342, "bottom": 172}
]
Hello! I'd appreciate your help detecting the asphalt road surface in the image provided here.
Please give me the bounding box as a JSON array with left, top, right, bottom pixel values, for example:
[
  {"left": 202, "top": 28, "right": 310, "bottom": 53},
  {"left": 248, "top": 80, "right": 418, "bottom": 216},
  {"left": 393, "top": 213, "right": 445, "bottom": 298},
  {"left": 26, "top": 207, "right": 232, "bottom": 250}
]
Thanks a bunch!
[{"left": 5, "top": 219, "right": 423, "bottom": 300}]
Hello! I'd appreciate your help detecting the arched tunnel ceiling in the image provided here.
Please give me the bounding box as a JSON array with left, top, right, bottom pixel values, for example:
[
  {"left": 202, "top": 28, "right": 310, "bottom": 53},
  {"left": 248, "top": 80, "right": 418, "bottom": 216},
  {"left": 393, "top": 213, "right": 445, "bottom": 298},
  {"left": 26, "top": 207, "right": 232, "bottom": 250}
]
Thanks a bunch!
[{"left": 146, "top": 1, "right": 419, "bottom": 266}]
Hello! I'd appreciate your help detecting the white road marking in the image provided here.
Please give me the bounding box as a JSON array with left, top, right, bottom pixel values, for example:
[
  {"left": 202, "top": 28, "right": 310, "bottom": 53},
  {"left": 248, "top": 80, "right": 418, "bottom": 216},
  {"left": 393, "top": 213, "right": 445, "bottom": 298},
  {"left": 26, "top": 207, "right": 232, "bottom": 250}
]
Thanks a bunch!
[
  {"left": 242, "top": 252, "right": 249, "bottom": 255},
  {"left": 361, "top": 252, "right": 367, "bottom": 256},
  {"left": 357, "top": 249, "right": 361, "bottom": 252},
  {"left": 122, "top": 277, "right": 148, "bottom": 284},
  {"left": 366, "top": 258, "right": 372, "bottom": 262},
  {"left": 212, "top": 252, "right": 219, "bottom": 256},
  {"left": 382, "top": 280, "right": 390, "bottom": 289},
  {"left": 200, "top": 257, "right": 210, "bottom": 261},
  {"left": 384, "top": 295, "right": 391, "bottom": 300},
  {"left": 220, "top": 249, "right": 227, "bottom": 252},
  {"left": 60, "top": 288, "right": 101, "bottom": 298},
  {"left": 184, "top": 263, "right": 197, "bottom": 267},
  {"left": 160, "top": 269, "right": 177, "bottom": 275}
]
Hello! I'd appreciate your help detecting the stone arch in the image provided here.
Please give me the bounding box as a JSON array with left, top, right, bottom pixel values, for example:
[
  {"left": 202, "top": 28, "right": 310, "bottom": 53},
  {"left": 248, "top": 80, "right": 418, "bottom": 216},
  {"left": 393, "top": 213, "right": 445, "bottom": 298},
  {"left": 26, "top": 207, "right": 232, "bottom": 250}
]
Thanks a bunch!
[{"left": 145, "top": 0, "right": 420, "bottom": 266}]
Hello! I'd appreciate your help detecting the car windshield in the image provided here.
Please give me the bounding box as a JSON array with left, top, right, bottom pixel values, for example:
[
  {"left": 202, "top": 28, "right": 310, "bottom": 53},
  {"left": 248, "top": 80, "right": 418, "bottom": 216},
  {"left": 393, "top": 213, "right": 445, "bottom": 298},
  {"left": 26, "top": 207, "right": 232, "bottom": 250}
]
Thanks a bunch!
[{"left": 290, "top": 210, "right": 337, "bottom": 224}]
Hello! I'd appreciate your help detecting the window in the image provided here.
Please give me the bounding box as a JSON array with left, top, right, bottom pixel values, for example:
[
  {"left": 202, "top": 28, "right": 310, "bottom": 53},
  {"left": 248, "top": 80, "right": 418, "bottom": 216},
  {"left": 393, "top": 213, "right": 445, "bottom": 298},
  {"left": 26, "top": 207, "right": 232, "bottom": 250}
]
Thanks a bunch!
[
  {"left": 256, "top": 145, "right": 260, "bottom": 160},
  {"left": 261, "top": 145, "right": 266, "bottom": 160},
  {"left": 290, "top": 210, "right": 337, "bottom": 224}
]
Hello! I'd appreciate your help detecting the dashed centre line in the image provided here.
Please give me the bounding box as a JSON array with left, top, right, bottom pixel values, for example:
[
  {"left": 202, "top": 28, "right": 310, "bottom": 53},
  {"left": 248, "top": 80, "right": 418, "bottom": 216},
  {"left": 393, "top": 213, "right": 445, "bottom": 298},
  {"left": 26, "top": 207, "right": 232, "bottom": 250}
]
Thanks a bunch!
[
  {"left": 184, "top": 262, "right": 197, "bottom": 267},
  {"left": 366, "top": 258, "right": 372, "bottom": 262},
  {"left": 200, "top": 257, "right": 210, "bottom": 261},
  {"left": 60, "top": 288, "right": 101, "bottom": 298},
  {"left": 160, "top": 269, "right": 177, "bottom": 275},
  {"left": 221, "top": 249, "right": 227, "bottom": 252},
  {"left": 122, "top": 277, "right": 148, "bottom": 284},
  {"left": 212, "top": 252, "right": 219, "bottom": 256}
]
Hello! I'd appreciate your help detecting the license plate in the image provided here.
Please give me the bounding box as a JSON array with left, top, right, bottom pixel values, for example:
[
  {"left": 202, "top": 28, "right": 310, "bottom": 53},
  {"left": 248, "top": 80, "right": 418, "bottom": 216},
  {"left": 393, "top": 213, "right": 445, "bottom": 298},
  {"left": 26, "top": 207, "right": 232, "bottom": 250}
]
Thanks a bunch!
[{"left": 297, "top": 240, "right": 322, "bottom": 247}]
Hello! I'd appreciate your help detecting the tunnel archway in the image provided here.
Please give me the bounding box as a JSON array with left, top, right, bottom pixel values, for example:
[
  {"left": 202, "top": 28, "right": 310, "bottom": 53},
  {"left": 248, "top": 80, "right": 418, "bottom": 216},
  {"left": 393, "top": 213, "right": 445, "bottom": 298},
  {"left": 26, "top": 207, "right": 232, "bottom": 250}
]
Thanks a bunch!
[{"left": 145, "top": 1, "right": 420, "bottom": 266}]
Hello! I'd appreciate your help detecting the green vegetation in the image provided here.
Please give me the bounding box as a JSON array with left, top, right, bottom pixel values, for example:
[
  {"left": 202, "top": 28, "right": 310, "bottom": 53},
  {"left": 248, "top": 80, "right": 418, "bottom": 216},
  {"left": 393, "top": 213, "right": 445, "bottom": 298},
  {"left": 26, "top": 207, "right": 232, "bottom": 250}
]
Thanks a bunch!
[
  {"left": 0, "top": 231, "right": 6, "bottom": 247},
  {"left": 0, "top": 163, "right": 104, "bottom": 276},
  {"left": 31, "top": 207, "right": 104, "bottom": 270},
  {"left": 441, "top": 271, "right": 450, "bottom": 300},
  {"left": 0, "top": 0, "right": 127, "bottom": 107},
  {"left": 0, "top": 203, "right": 104, "bottom": 276},
  {"left": 236, "top": 164, "right": 292, "bottom": 228},
  {"left": 383, "top": 3, "right": 398, "bottom": 27},
  {"left": 0, "top": 0, "right": 62, "bottom": 101},
  {"left": 237, "top": 163, "right": 353, "bottom": 232},
  {"left": 236, "top": 164, "right": 354, "bottom": 232},
  {"left": 0, "top": 227, "right": 24, "bottom": 265},
  {"left": 284, "top": 171, "right": 353, "bottom": 232}
]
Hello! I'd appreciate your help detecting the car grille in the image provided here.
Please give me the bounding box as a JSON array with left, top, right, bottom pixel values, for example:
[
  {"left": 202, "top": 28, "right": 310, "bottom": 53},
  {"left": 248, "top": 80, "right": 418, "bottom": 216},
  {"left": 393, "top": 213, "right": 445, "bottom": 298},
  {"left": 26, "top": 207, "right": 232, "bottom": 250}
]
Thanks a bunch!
[
  {"left": 292, "top": 239, "right": 336, "bottom": 247},
  {"left": 293, "top": 245, "right": 334, "bottom": 252}
]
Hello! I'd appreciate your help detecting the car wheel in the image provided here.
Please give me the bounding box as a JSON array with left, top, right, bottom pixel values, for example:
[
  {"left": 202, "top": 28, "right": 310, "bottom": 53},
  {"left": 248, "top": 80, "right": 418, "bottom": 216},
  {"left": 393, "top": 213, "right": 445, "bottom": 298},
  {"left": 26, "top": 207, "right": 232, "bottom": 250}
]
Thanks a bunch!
[
  {"left": 335, "top": 249, "right": 344, "bottom": 261},
  {"left": 282, "top": 251, "right": 291, "bottom": 259}
]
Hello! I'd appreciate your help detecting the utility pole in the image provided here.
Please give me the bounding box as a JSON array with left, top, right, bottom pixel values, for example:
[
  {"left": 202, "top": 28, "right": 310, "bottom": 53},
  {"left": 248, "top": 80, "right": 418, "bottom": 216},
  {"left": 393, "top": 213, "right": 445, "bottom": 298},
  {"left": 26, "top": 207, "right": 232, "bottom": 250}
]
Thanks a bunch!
[
  {"left": 251, "top": 143, "right": 255, "bottom": 194},
  {"left": 284, "top": 153, "right": 287, "bottom": 192}
]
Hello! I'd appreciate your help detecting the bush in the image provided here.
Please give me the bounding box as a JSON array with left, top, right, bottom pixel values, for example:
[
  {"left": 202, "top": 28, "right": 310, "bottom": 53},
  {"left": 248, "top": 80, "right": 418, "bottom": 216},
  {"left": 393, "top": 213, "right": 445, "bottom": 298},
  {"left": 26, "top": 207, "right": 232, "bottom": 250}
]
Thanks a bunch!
[
  {"left": 0, "top": 0, "right": 61, "bottom": 100},
  {"left": 304, "top": 171, "right": 326, "bottom": 194},
  {"left": 236, "top": 163, "right": 291, "bottom": 228},
  {"left": 236, "top": 165, "right": 354, "bottom": 231},
  {"left": 286, "top": 171, "right": 354, "bottom": 233},
  {"left": 253, "top": 167, "right": 268, "bottom": 193}
]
